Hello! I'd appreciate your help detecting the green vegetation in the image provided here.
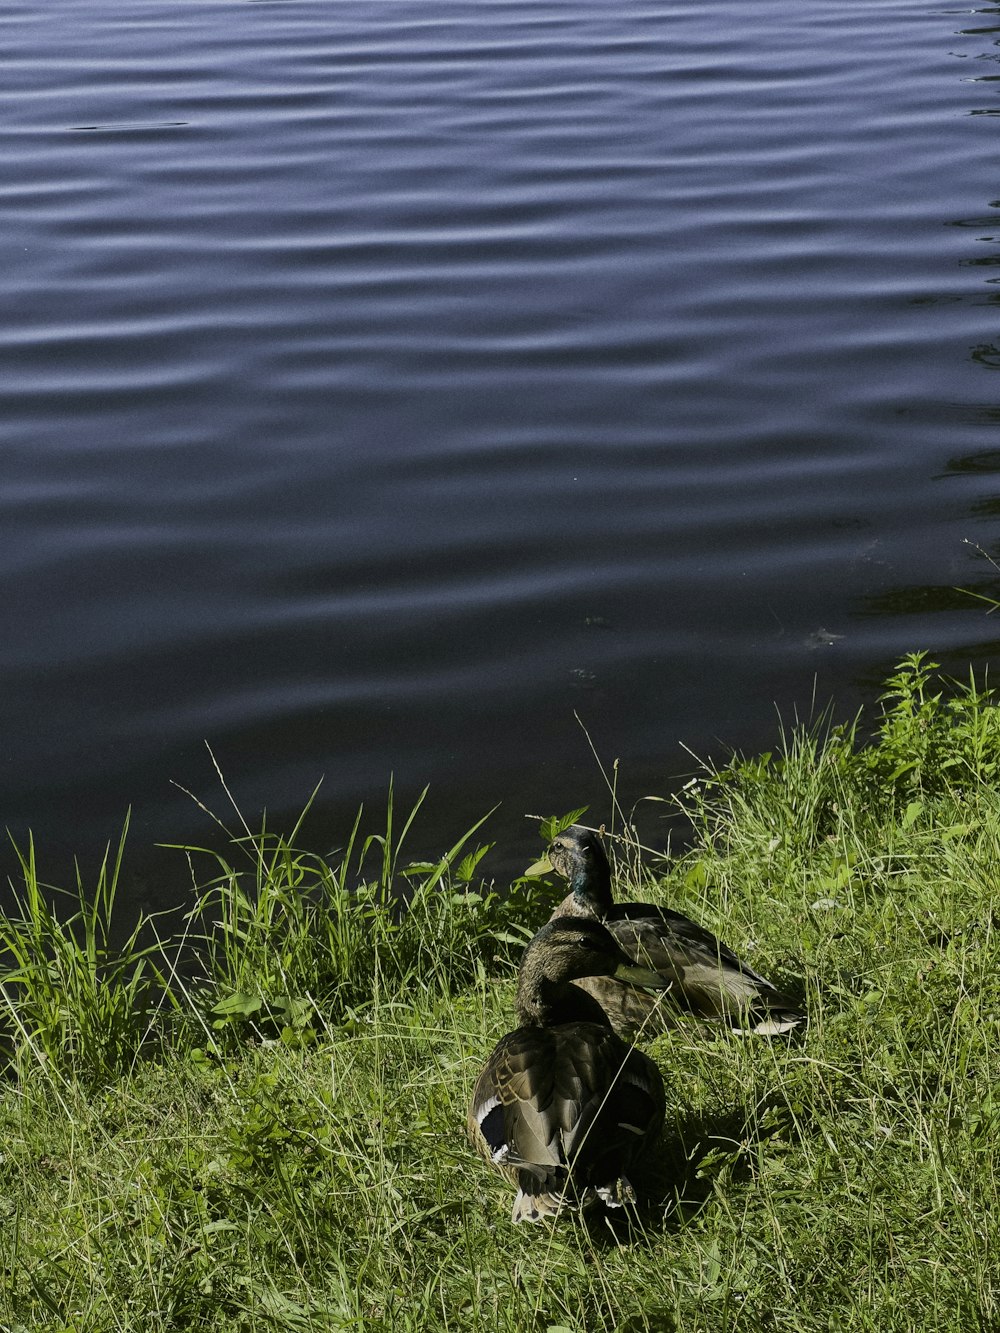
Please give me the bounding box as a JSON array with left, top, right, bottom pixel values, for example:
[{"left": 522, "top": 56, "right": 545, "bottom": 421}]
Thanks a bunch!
[{"left": 1, "top": 654, "right": 998, "bottom": 1331}]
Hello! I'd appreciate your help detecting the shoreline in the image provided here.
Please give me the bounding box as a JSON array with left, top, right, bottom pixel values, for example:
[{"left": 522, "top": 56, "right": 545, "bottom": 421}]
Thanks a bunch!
[{"left": 2, "top": 652, "right": 998, "bottom": 1331}]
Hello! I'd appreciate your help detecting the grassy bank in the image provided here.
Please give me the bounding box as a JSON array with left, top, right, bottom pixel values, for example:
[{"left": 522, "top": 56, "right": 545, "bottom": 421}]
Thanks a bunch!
[{"left": 1, "top": 654, "right": 998, "bottom": 1331}]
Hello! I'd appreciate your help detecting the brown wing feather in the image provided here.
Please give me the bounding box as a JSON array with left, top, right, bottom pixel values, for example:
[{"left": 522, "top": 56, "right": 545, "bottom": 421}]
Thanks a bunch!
[
  {"left": 570, "top": 975, "right": 677, "bottom": 1035},
  {"left": 468, "top": 1020, "right": 664, "bottom": 1218},
  {"left": 554, "top": 894, "right": 804, "bottom": 1034}
]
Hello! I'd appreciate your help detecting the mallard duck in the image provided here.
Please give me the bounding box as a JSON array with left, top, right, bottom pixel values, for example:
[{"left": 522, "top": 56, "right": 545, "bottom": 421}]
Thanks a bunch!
[
  {"left": 467, "top": 918, "right": 668, "bottom": 1223},
  {"left": 542, "top": 824, "right": 804, "bottom": 1037}
]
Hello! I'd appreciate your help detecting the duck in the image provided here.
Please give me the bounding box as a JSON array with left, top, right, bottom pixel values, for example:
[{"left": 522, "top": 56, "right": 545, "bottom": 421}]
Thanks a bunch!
[
  {"left": 467, "top": 917, "right": 668, "bottom": 1223},
  {"left": 541, "top": 824, "right": 804, "bottom": 1037}
]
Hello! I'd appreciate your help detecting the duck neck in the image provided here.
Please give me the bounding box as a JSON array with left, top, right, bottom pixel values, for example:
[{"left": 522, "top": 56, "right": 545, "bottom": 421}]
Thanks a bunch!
[
  {"left": 516, "top": 971, "right": 604, "bottom": 1027},
  {"left": 569, "top": 856, "right": 614, "bottom": 918}
]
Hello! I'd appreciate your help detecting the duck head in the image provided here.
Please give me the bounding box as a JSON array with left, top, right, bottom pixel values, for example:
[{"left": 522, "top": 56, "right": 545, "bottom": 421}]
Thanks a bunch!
[{"left": 547, "top": 824, "right": 614, "bottom": 916}]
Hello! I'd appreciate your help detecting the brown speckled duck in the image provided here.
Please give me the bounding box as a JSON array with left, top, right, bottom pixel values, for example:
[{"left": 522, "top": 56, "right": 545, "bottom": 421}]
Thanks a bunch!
[
  {"left": 467, "top": 918, "right": 668, "bottom": 1223},
  {"left": 544, "top": 824, "right": 804, "bottom": 1038}
]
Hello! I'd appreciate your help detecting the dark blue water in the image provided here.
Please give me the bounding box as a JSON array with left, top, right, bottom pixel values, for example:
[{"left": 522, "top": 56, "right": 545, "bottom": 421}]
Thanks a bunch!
[{"left": 2, "top": 0, "right": 1000, "bottom": 895}]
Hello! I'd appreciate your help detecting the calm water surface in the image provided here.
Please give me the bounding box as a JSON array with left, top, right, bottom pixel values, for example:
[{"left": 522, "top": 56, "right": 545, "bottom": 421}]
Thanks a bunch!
[{"left": 2, "top": 0, "right": 1000, "bottom": 894}]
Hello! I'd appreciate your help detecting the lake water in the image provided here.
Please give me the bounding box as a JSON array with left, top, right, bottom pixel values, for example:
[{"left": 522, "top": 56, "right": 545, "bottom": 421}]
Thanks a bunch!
[{"left": 3, "top": 0, "right": 1000, "bottom": 899}]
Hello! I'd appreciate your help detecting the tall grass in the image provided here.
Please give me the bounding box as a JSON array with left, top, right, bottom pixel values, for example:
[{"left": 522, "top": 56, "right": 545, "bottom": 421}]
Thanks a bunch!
[
  {"left": 1, "top": 654, "right": 999, "bottom": 1330},
  {"left": 0, "top": 815, "right": 171, "bottom": 1089},
  {"left": 0, "top": 782, "right": 552, "bottom": 1084}
]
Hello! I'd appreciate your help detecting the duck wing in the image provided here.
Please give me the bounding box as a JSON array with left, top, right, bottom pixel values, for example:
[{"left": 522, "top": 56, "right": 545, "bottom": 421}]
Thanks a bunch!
[
  {"left": 609, "top": 903, "right": 765, "bottom": 981},
  {"left": 606, "top": 904, "right": 804, "bottom": 1032},
  {"left": 568, "top": 974, "right": 675, "bottom": 1038},
  {"left": 468, "top": 1021, "right": 664, "bottom": 1221}
]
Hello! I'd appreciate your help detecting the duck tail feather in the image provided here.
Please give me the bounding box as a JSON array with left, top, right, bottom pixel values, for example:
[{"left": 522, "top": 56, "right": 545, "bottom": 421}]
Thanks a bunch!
[
  {"left": 594, "top": 1176, "right": 636, "bottom": 1209},
  {"left": 732, "top": 1006, "right": 806, "bottom": 1037},
  {"left": 511, "top": 1186, "right": 570, "bottom": 1224}
]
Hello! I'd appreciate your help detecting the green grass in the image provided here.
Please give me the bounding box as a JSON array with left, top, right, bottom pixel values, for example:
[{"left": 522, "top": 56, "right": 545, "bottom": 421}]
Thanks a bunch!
[{"left": 1, "top": 653, "right": 999, "bottom": 1331}]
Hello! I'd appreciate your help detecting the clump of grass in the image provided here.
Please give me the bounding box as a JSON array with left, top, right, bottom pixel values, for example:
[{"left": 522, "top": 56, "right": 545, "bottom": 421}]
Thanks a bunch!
[
  {"left": 0, "top": 781, "right": 554, "bottom": 1085},
  {"left": 172, "top": 781, "right": 551, "bottom": 1056},
  {"left": 1, "top": 654, "right": 1000, "bottom": 1331},
  {"left": 0, "top": 815, "right": 172, "bottom": 1089}
]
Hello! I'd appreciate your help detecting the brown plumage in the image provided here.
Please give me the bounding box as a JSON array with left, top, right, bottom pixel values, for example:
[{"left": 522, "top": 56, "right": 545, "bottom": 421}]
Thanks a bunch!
[
  {"left": 467, "top": 918, "right": 667, "bottom": 1223},
  {"left": 546, "top": 825, "right": 805, "bottom": 1038}
]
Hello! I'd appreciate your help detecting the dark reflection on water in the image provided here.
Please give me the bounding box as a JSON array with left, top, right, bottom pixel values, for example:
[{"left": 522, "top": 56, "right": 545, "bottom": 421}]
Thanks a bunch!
[
  {"left": 858, "top": 582, "right": 996, "bottom": 619},
  {"left": 2, "top": 0, "right": 1000, "bottom": 900}
]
